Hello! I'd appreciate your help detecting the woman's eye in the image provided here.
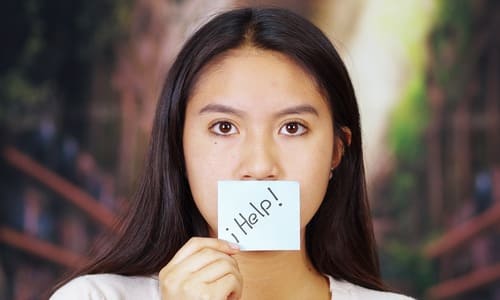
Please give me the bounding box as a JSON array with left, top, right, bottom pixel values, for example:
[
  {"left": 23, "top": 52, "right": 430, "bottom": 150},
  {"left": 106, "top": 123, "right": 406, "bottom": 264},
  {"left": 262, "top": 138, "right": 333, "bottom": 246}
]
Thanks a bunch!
[
  {"left": 279, "top": 122, "right": 307, "bottom": 136},
  {"left": 210, "top": 121, "right": 238, "bottom": 135}
]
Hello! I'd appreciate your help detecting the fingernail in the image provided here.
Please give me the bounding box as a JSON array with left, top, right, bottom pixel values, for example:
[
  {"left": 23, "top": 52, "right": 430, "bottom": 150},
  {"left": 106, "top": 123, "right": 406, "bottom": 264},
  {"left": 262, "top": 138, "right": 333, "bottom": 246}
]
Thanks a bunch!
[{"left": 228, "top": 242, "right": 240, "bottom": 250}]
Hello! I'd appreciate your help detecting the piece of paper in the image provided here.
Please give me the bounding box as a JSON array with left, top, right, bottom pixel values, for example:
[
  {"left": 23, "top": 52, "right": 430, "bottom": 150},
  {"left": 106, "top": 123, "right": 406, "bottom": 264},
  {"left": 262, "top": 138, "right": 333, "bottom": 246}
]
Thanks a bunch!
[{"left": 217, "top": 180, "right": 300, "bottom": 251}]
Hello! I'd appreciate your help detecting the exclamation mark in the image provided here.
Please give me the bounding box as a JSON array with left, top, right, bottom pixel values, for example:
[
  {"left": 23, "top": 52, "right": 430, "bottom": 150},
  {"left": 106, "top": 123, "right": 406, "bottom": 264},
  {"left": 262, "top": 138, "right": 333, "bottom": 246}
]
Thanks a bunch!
[
  {"left": 267, "top": 187, "right": 282, "bottom": 206},
  {"left": 226, "top": 227, "right": 239, "bottom": 243}
]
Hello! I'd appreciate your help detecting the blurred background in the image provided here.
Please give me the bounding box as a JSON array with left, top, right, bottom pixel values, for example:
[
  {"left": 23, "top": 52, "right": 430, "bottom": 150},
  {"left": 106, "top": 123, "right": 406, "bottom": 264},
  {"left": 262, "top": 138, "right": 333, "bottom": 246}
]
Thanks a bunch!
[{"left": 0, "top": 0, "right": 498, "bottom": 299}]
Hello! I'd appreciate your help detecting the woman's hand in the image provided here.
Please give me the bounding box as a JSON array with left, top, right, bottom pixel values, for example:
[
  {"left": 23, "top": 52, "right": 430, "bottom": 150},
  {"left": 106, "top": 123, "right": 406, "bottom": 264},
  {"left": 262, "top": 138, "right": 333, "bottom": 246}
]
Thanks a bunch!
[{"left": 159, "top": 237, "right": 242, "bottom": 300}]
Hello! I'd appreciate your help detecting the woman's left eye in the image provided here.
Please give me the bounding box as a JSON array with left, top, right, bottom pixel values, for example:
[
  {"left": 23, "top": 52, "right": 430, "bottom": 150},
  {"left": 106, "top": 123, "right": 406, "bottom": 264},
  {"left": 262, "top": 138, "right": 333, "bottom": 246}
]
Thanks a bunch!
[{"left": 279, "top": 122, "right": 308, "bottom": 136}]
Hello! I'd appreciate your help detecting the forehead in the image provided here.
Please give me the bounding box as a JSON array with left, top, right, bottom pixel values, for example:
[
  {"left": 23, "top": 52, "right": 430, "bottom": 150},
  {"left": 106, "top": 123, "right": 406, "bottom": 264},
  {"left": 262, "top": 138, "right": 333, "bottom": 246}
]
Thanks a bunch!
[{"left": 188, "top": 47, "right": 327, "bottom": 110}]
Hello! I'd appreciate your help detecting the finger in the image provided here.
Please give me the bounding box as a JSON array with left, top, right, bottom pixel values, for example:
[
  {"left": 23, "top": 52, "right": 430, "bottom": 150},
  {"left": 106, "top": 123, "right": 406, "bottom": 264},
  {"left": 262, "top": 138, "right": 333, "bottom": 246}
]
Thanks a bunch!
[
  {"left": 175, "top": 248, "right": 240, "bottom": 274},
  {"left": 160, "top": 264, "right": 242, "bottom": 300},
  {"left": 159, "top": 238, "right": 239, "bottom": 281},
  {"left": 212, "top": 273, "right": 243, "bottom": 300},
  {"left": 189, "top": 257, "right": 241, "bottom": 284},
  {"left": 169, "top": 237, "right": 239, "bottom": 267}
]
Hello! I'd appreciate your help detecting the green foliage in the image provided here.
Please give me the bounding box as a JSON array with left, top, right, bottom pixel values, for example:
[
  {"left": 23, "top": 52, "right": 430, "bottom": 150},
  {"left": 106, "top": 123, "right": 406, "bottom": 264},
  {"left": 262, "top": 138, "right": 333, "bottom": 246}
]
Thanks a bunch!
[
  {"left": 0, "top": 0, "right": 132, "bottom": 134},
  {"left": 388, "top": 74, "right": 428, "bottom": 165},
  {"left": 380, "top": 241, "right": 435, "bottom": 297},
  {"left": 379, "top": 3, "right": 436, "bottom": 295},
  {"left": 434, "top": 0, "right": 471, "bottom": 49},
  {"left": 390, "top": 171, "right": 416, "bottom": 210},
  {"left": 375, "top": 0, "right": 436, "bottom": 70},
  {"left": 380, "top": 1, "right": 477, "bottom": 296},
  {"left": 0, "top": 72, "right": 53, "bottom": 130},
  {"left": 430, "top": 0, "right": 472, "bottom": 93}
]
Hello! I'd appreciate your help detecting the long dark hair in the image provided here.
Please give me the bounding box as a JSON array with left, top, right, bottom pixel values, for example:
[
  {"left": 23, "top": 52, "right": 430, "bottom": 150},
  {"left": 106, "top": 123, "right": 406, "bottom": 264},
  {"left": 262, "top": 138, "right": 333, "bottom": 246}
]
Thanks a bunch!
[{"left": 64, "top": 7, "right": 385, "bottom": 291}]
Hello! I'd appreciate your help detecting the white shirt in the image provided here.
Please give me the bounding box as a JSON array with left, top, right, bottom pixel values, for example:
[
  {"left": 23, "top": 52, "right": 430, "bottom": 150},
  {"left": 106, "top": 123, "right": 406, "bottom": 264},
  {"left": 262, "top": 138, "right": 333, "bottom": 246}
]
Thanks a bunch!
[{"left": 50, "top": 273, "right": 415, "bottom": 299}]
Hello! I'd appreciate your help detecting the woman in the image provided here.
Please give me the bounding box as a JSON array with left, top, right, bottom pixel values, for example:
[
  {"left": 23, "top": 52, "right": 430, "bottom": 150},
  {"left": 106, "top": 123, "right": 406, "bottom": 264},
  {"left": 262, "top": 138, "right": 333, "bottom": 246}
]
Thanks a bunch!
[{"left": 51, "top": 7, "right": 413, "bottom": 300}]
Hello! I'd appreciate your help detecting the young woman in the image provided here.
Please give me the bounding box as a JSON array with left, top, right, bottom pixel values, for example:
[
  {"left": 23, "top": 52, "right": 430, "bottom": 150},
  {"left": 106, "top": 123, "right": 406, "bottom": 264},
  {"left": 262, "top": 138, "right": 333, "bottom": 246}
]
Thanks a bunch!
[{"left": 51, "top": 7, "right": 413, "bottom": 300}]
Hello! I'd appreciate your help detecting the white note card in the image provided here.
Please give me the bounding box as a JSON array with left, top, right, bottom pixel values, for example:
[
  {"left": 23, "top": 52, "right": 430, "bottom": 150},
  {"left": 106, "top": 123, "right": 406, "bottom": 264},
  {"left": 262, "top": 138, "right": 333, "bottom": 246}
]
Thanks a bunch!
[{"left": 217, "top": 180, "right": 300, "bottom": 251}]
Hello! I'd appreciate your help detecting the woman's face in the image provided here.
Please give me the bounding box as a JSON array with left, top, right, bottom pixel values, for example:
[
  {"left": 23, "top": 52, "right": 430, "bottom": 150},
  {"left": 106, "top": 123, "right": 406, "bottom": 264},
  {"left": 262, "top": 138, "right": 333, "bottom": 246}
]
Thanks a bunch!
[{"left": 183, "top": 47, "right": 336, "bottom": 236}]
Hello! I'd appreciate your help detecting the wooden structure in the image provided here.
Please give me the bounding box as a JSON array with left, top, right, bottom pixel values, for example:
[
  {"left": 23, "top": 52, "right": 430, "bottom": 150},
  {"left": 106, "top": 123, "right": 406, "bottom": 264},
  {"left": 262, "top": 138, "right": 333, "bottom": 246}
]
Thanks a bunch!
[{"left": 423, "top": 2, "right": 500, "bottom": 298}]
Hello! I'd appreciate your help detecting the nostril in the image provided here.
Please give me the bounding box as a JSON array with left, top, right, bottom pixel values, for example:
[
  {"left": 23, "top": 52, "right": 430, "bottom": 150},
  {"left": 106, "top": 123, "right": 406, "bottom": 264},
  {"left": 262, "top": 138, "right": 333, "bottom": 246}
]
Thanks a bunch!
[
  {"left": 238, "top": 145, "right": 280, "bottom": 180},
  {"left": 240, "top": 174, "right": 278, "bottom": 181}
]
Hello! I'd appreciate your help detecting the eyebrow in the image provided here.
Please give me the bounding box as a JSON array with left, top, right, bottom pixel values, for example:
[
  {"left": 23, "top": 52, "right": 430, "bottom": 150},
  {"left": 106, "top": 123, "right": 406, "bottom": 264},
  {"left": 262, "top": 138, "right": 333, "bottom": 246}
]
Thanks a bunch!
[
  {"left": 199, "top": 104, "right": 246, "bottom": 117},
  {"left": 198, "top": 103, "right": 319, "bottom": 118},
  {"left": 273, "top": 104, "right": 319, "bottom": 118}
]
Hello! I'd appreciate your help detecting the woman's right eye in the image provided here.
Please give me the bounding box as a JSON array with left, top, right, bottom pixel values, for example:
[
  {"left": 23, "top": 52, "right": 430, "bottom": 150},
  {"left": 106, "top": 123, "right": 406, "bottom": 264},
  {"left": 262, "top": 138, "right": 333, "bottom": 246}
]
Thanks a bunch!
[{"left": 209, "top": 121, "right": 239, "bottom": 136}]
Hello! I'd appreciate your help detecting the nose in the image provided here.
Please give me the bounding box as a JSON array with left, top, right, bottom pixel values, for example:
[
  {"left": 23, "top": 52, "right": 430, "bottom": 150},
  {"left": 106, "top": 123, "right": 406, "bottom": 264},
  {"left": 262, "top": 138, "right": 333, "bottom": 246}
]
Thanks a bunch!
[{"left": 238, "top": 133, "right": 280, "bottom": 180}]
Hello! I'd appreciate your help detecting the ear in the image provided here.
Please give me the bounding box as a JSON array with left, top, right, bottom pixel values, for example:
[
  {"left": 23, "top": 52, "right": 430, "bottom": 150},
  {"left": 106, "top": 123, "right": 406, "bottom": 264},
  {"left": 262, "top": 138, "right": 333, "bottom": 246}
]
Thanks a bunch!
[{"left": 331, "top": 126, "right": 352, "bottom": 169}]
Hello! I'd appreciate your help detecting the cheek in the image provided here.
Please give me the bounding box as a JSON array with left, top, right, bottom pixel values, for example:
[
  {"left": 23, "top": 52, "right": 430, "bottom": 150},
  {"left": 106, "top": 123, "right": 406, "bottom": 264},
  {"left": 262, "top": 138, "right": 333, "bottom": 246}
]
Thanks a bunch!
[
  {"left": 297, "top": 162, "right": 331, "bottom": 227},
  {"left": 183, "top": 133, "right": 235, "bottom": 232},
  {"left": 285, "top": 137, "right": 333, "bottom": 227},
  {"left": 184, "top": 152, "right": 216, "bottom": 228},
  {"left": 299, "top": 176, "right": 330, "bottom": 227}
]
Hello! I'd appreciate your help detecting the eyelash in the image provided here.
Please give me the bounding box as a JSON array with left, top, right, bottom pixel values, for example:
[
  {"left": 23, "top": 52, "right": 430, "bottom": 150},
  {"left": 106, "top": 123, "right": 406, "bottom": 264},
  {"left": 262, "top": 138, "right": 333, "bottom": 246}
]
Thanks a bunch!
[
  {"left": 208, "top": 120, "right": 309, "bottom": 136},
  {"left": 209, "top": 120, "right": 239, "bottom": 136},
  {"left": 279, "top": 121, "right": 308, "bottom": 136}
]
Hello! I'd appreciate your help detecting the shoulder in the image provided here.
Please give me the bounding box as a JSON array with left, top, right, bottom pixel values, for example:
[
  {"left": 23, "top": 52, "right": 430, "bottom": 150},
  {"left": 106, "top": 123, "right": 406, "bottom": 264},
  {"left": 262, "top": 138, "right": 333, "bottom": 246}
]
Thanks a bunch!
[
  {"left": 326, "top": 275, "right": 415, "bottom": 300},
  {"left": 350, "top": 284, "right": 415, "bottom": 300},
  {"left": 50, "top": 273, "right": 160, "bottom": 300}
]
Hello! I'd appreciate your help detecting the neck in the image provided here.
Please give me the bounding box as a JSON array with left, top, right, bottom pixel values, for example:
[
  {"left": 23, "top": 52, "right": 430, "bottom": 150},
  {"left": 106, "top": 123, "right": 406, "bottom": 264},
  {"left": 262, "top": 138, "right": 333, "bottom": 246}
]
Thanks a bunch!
[{"left": 233, "top": 237, "right": 330, "bottom": 300}]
